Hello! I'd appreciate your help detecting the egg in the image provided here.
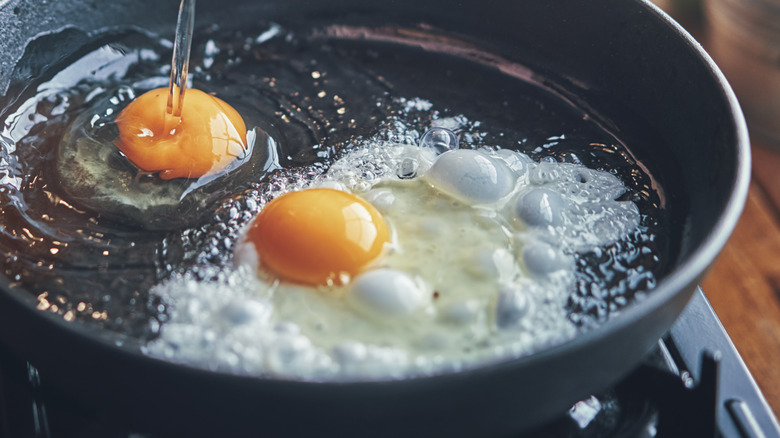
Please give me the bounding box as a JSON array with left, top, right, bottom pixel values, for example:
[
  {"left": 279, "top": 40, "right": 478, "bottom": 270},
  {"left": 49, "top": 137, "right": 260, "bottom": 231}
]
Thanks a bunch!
[
  {"left": 55, "top": 84, "right": 263, "bottom": 230},
  {"left": 114, "top": 87, "right": 247, "bottom": 179},
  {"left": 145, "top": 127, "right": 641, "bottom": 381}
]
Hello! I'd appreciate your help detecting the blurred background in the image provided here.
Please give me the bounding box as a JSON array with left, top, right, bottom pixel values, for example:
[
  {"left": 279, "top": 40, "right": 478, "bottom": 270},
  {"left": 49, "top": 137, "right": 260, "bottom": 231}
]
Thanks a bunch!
[{"left": 652, "top": 0, "right": 780, "bottom": 420}]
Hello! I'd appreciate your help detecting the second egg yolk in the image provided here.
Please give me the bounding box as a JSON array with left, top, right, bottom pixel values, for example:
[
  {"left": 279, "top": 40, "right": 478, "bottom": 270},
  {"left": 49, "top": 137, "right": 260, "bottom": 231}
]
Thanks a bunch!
[
  {"left": 246, "top": 188, "right": 390, "bottom": 286},
  {"left": 114, "top": 88, "right": 247, "bottom": 180}
]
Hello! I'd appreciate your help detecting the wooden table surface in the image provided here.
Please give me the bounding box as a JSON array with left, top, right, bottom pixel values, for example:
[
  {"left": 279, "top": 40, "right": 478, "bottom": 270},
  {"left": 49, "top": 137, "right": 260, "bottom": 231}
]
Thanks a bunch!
[{"left": 701, "top": 140, "right": 780, "bottom": 419}]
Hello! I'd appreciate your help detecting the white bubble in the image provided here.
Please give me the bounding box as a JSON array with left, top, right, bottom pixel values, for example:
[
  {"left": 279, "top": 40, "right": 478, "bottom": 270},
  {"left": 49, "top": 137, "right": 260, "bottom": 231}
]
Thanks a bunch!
[
  {"left": 495, "top": 284, "right": 531, "bottom": 329},
  {"left": 514, "top": 188, "right": 566, "bottom": 227},
  {"left": 216, "top": 300, "right": 270, "bottom": 326},
  {"left": 522, "top": 241, "right": 572, "bottom": 276},
  {"left": 348, "top": 269, "right": 426, "bottom": 318},
  {"left": 425, "top": 149, "right": 515, "bottom": 204},
  {"left": 419, "top": 127, "right": 459, "bottom": 156}
]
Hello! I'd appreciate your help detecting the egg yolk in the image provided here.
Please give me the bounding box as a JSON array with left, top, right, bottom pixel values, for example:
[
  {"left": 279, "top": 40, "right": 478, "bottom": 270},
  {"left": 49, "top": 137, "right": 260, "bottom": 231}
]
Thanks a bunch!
[
  {"left": 114, "top": 88, "right": 247, "bottom": 180},
  {"left": 246, "top": 188, "right": 390, "bottom": 286}
]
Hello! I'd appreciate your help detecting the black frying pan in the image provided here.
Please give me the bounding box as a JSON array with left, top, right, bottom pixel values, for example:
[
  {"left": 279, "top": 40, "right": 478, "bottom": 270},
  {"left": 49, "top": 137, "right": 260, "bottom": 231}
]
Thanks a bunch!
[{"left": 0, "top": 0, "right": 749, "bottom": 436}]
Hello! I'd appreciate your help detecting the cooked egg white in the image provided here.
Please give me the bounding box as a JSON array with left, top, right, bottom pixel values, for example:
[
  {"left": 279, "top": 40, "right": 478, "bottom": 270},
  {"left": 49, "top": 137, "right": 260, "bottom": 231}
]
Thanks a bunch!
[{"left": 143, "top": 129, "right": 640, "bottom": 380}]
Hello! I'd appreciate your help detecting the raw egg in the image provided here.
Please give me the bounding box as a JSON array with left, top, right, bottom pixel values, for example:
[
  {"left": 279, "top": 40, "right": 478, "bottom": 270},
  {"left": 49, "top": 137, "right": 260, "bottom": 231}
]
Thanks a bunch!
[
  {"left": 114, "top": 88, "right": 247, "bottom": 180},
  {"left": 245, "top": 188, "right": 390, "bottom": 286}
]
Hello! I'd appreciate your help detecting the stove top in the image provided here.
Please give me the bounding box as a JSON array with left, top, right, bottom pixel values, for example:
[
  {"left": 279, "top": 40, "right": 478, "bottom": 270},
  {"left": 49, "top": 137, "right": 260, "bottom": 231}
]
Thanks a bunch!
[{"left": 1, "top": 288, "right": 778, "bottom": 437}]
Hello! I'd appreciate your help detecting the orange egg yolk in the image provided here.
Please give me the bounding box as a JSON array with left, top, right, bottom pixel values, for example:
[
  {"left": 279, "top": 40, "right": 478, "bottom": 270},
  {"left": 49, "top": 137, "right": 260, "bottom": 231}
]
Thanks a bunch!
[
  {"left": 114, "top": 88, "right": 247, "bottom": 180},
  {"left": 246, "top": 188, "right": 390, "bottom": 286}
]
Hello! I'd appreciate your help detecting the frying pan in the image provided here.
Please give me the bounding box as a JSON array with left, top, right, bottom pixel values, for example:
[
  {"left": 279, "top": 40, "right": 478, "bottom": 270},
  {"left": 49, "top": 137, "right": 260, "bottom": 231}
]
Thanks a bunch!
[{"left": 0, "top": 0, "right": 749, "bottom": 436}]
